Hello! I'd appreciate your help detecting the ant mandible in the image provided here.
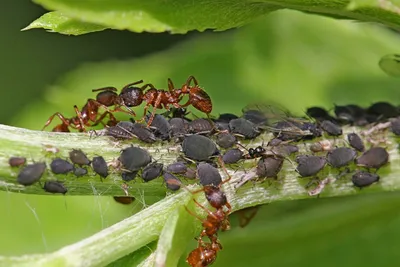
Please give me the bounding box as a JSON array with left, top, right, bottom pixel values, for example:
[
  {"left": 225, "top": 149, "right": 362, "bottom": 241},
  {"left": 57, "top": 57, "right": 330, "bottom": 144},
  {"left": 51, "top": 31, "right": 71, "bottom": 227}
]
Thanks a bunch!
[{"left": 42, "top": 99, "right": 118, "bottom": 132}]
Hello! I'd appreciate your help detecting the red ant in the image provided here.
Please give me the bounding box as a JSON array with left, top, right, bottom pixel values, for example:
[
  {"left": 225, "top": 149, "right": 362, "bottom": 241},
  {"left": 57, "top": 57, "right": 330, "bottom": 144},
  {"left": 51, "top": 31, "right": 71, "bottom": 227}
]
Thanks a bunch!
[
  {"left": 186, "top": 238, "right": 221, "bottom": 267},
  {"left": 42, "top": 99, "right": 118, "bottom": 132},
  {"left": 92, "top": 79, "right": 183, "bottom": 127},
  {"left": 134, "top": 76, "right": 213, "bottom": 127},
  {"left": 184, "top": 158, "right": 232, "bottom": 266}
]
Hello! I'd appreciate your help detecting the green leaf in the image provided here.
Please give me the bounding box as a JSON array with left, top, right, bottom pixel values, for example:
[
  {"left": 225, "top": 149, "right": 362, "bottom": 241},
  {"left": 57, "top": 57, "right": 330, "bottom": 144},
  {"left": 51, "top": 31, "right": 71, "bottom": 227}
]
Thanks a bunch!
[
  {"left": 22, "top": 11, "right": 106, "bottom": 35},
  {"left": 379, "top": 54, "right": 400, "bottom": 77},
  {"left": 27, "top": 0, "right": 400, "bottom": 35},
  {"left": 154, "top": 200, "right": 200, "bottom": 267}
]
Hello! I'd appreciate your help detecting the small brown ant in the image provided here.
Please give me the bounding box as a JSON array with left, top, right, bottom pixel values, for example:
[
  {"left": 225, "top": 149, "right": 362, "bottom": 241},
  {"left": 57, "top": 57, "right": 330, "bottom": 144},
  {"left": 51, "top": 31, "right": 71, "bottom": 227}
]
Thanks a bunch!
[{"left": 42, "top": 99, "right": 118, "bottom": 132}]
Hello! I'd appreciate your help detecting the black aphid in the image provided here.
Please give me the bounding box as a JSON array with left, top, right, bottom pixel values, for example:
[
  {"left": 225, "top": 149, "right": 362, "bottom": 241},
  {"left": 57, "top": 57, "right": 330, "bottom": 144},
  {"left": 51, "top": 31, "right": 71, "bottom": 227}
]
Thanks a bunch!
[
  {"left": 321, "top": 120, "right": 342, "bottom": 136},
  {"left": 106, "top": 121, "right": 136, "bottom": 139},
  {"left": 352, "top": 171, "right": 380, "bottom": 188},
  {"left": 272, "top": 120, "right": 317, "bottom": 141},
  {"left": 229, "top": 118, "right": 260, "bottom": 139},
  {"left": 242, "top": 109, "right": 268, "bottom": 125},
  {"left": 121, "top": 171, "right": 138, "bottom": 182},
  {"left": 268, "top": 138, "right": 282, "bottom": 147},
  {"left": 109, "top": 121, "right": 157, "bottom": 143},
  {"left": 43, "top": 181, "right": 67, "bottom": 194},
  {"left": 92, "top": 156, "right": 108, "bottom": 178},
  {"left": 166, "top": 162, "right": 187, "bottom": 174},
  {"left": 142, "top": 162, "right": 163, "bottom": 182},
  {"left": 73, "top": 167, "right": 88, "bottom": 177},
  {"left": 347, "top": 133, "right": 365, "bottom": 152},
  {"left": 367, "top": 102, "right": 399, "bottom": 121},
  {"left": 306, "top": 106, "right": 333, "bottom": 122},
  {"left": 256, "top": 156, "right": 284, "bottom": 178},
  {"left": 296, "top": 155, "right": 326, "bottom": 177},
  {"left": 390, "top": 117, "right": 400, "bottom": 135},
  {"left": 326, "top": 147, "right": 357, "bottom": 168},
  {"left": 130, "top": 123, "right": 157, "bottom": 143},
  {"left": 169, "top": 118, "right": 189, "bottom": 140},
  {"left": 217, "top": 113, "right": 238, "bottom": 123},
  {"left": 216, "top": 133, "right": 236, "bottom": 149},
  {"left": 222, "top": 149, "right": 243, "bottom": 164},
  {"left": 9, "top": 157, "right": 26, "bottom": 167},
  {"left": 182, "top": 135, "right": 218, "bottom": 161},
  {"left": 17, "top": 162, "right": 46, "bottom": 186},
  {"left": 184, "top": 167, "right": 197, "bottom": 179},
  {"left": 271, "top": 144, "right": 299, "bottom": 157},
  {"left": 188, "top": 118, "right": 214, "bottom": 134},
  {"left": 50, "top": 158, "right": 74, "bottom": 174},
  {"left": 356, "top": 147, "right": 389, "bottom": 169},
  {"left": 146, "top": 114, "right": 171, "bottom": 141},
  {"left": 69, "top": 149, "right": 91, "bottom": 166},
  {"left": 163, "top": 171, "right": 181, "bottom": 191},
  {"left": 197, "top": 162, "right": 222, "bottom": 186},
  {"left": 119, "top": 146, "right": 152, "bottom": 172},
  {"left": 334, "top": 104, "right": 367, "bottom": 126},
  {"left": 113, "top": 196, "right": 135, "bottom": 205}
]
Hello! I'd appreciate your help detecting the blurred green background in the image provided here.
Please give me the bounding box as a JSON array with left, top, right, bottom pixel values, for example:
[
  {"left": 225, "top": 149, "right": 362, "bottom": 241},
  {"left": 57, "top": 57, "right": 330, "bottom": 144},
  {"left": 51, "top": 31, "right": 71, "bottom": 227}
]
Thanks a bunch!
[{"left": 2, "top": 1, "right": 400, "bottom": 266}]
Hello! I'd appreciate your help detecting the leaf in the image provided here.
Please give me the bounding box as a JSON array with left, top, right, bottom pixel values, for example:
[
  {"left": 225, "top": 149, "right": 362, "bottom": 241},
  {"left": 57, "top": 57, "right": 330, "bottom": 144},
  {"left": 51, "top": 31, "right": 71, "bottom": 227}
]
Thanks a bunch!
[
  {"left": 154, "top": 200, "right": 199, "bottom": 267},
  {"left": 22, "top": 11, "right": 106, "bottom": 35},
  {"left": 27, "top": 0, "right": 400, "bottom": 35},
  {"left": 379, "top": 54, "right": 400, "bottom": 77}
]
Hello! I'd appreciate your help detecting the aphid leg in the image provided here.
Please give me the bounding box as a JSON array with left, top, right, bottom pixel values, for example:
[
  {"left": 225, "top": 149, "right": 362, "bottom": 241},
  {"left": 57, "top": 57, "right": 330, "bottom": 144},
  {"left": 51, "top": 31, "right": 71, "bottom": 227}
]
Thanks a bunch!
[
  {"left": 42, "top": 112, "right": 72, "bottom": 131},
  {"left": 218, "top": 156, "right": 232, "bottom": 185}
]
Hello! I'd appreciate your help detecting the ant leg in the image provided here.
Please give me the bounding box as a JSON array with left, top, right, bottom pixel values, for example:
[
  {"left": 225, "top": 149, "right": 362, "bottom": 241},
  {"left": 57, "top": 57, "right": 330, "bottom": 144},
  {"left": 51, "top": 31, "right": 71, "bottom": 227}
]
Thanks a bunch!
[
  {"left": 167, "top": 78, "right": 175, "bottom": 92},
  {"left": 92, "top": 86, "right": 118, "bottom": 93},
  {"left": 185, "top": 76, "right": 199, "bottom": 86},
  {"left": 73, "top": 105, "right": 87, "bottom": 132},
  {"left": 122, "top": 80, "right": 144, "bottom": 90},
  {"left": 140, "top": 83, "right": 157, "bottom": 90},
  {"left": 146, "top": 94, "right": 163, "bottom": 127},
  {"left": 42, "top": 112, "right": 72, "bottom": 131},
  {"left": 92, "top": 111, "right": 118, "bottom": 127},
  {"left": 192, "top": 199, "right": 219, "bottom": 218},
  {"left": 184, "top": 205, "right": 207, "bottom": 223}
]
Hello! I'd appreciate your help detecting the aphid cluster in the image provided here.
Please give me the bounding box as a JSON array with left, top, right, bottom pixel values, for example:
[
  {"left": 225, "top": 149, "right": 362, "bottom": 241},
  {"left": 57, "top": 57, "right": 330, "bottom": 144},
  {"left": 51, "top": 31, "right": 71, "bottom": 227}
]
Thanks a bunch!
[
  {"left": 42, "top": 76, "right": 212, "bottom": 132},
  {"left": 8, "top": 149, "right": 110, "bottom": 195},
  {"left": 35, "top": 83, "right": 400, "bottom": 266}
]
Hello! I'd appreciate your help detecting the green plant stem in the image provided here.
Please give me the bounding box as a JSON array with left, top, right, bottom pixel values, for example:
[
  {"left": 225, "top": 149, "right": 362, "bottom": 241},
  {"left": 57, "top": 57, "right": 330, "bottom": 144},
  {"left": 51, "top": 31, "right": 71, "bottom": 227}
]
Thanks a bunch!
[{"left": 0, "top": 123, "right": 399, "bottom": 266}]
